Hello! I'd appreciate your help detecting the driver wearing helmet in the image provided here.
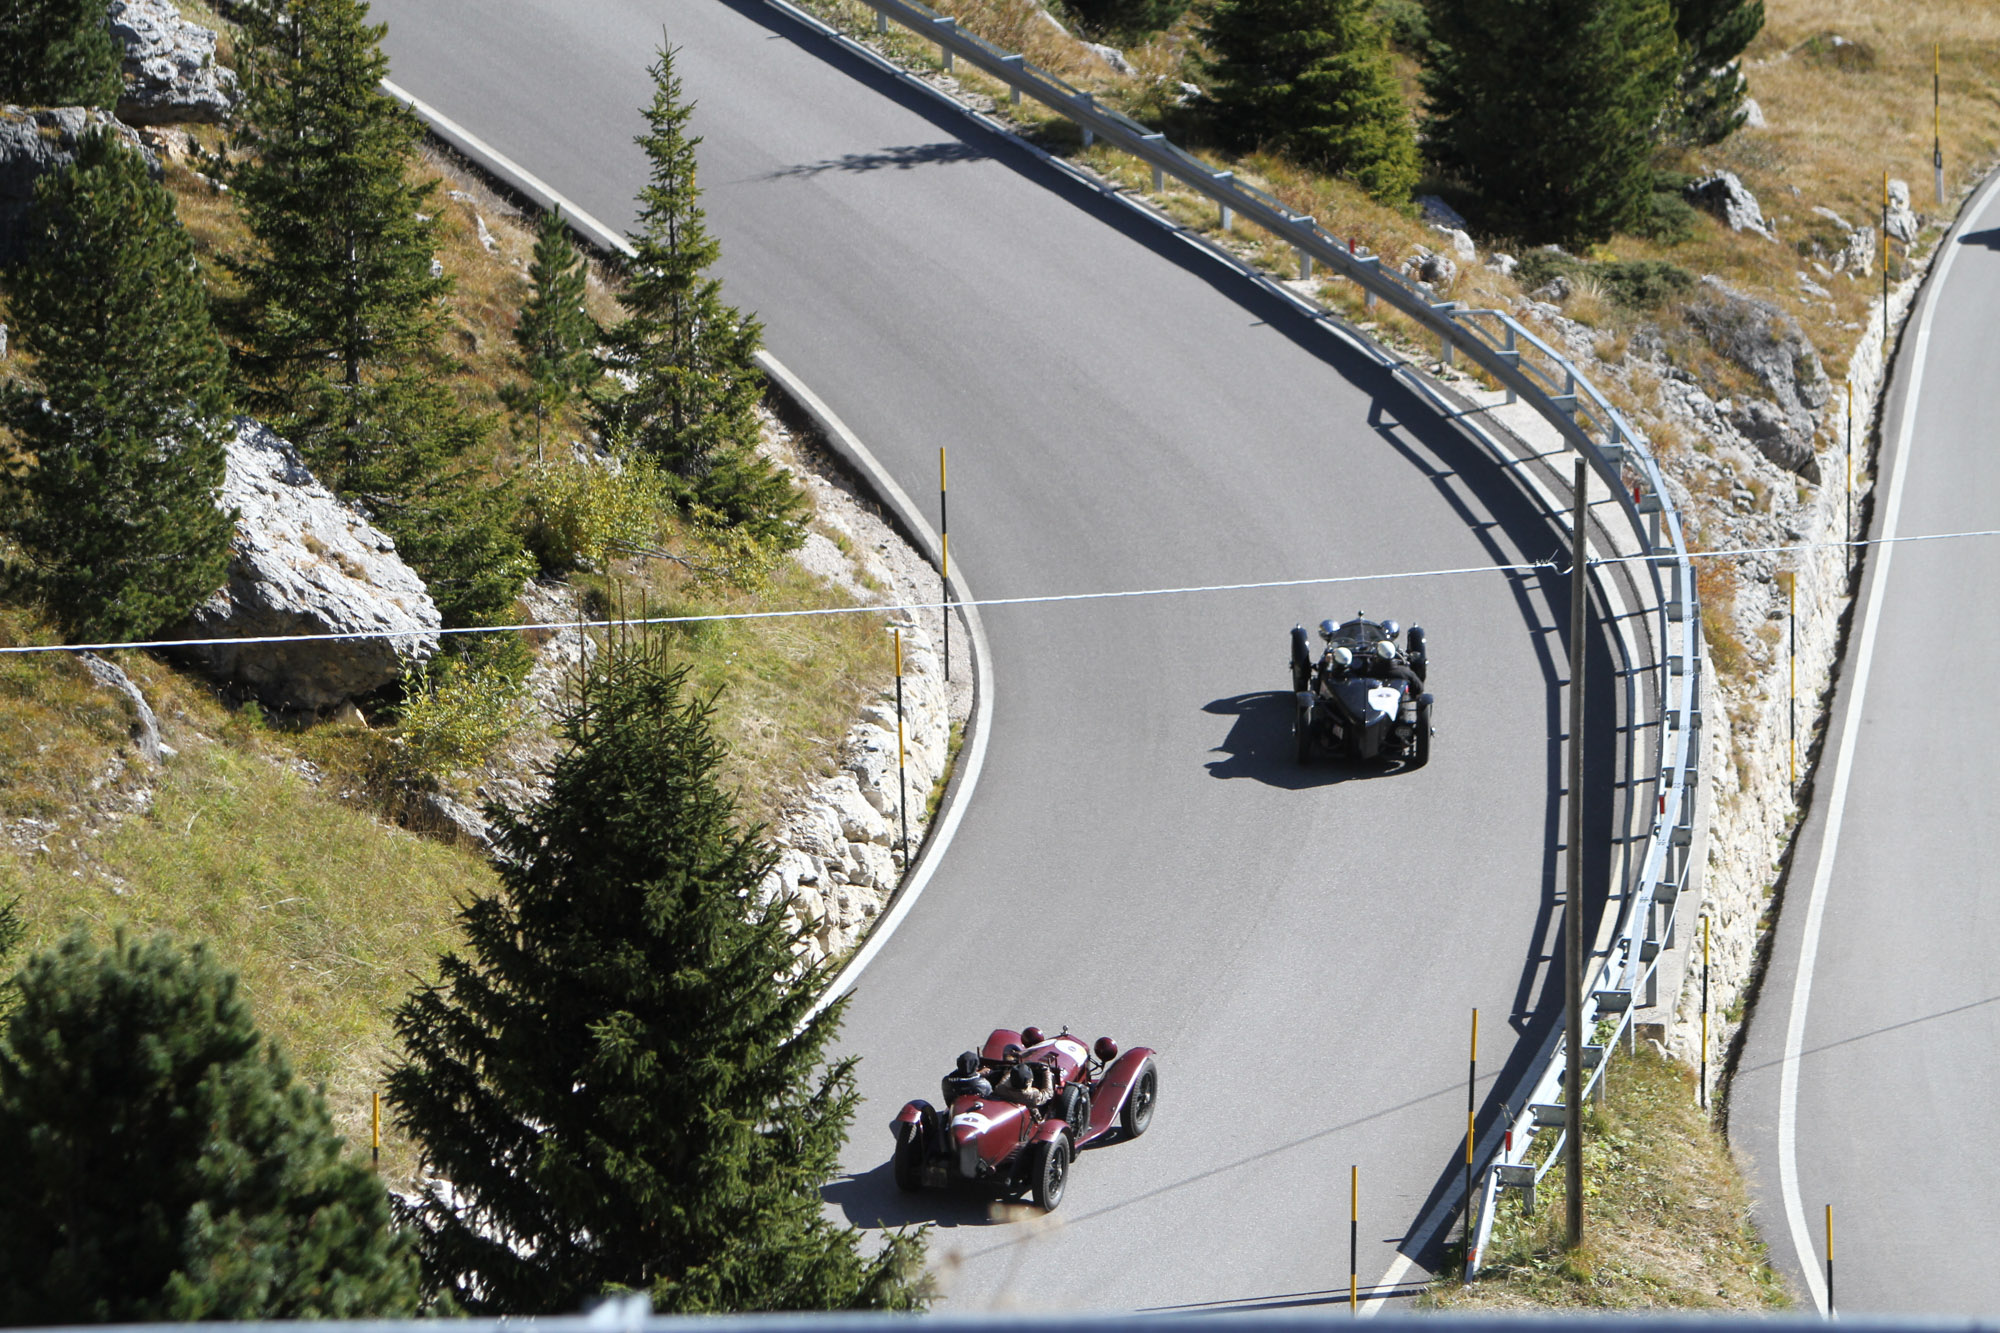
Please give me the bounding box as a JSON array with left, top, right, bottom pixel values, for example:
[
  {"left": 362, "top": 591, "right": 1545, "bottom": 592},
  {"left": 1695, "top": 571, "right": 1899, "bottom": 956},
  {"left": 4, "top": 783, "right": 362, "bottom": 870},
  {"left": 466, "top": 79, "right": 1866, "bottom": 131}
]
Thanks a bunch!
[{"left": 989, "top": 1043, "right": 1055, "bottom": 1109}]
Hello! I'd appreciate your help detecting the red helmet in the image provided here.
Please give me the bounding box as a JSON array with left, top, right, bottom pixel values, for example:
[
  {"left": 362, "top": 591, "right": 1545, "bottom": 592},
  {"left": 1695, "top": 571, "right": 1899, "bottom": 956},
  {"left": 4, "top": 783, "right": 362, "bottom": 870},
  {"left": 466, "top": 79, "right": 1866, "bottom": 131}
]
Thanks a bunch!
[
  {"left": 1094, "top": 1037, "right": 1119, "bottom": 1062},
  {"left": 1021, "top": 1025, "right": 1045, "bottom": 1046}
]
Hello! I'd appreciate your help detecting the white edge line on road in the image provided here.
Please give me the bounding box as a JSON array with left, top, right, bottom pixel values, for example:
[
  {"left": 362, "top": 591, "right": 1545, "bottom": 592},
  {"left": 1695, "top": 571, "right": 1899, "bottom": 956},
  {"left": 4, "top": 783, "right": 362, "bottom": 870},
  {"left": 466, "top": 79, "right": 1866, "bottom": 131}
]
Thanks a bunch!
[
  {"left": 1776, "top": 167, "right": 2000, "bottom": 1312},
  {"left": 382, "top": 77, "right": 996, "bottom": 1027}
]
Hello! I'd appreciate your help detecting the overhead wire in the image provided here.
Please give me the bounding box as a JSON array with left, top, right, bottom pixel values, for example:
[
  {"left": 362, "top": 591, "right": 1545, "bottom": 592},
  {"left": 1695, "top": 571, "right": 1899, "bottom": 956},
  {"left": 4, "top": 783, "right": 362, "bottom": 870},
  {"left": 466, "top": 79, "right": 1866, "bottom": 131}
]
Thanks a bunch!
[{"left": 3, "top": 525, "right": 1997, "bottom": 660}]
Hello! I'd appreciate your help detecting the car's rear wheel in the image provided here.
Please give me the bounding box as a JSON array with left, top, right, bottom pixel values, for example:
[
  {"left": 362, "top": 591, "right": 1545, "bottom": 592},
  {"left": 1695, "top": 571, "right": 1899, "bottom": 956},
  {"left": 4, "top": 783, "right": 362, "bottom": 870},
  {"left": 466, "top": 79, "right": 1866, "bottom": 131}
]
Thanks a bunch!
[
  {"left": 1295, "top": 703, "right": 1313, "bottom": 764},
  {"left": 1291, "top": 627, "right": 1312, "bottom": 694},
  {"left": 1029, "top": 1136, "right": 1070, "bottom": 1211},
  {"left": 892, "top": 1123, "right": 924, "bottom": 1192},
  {"left": 1121, "top": 1062, "right": 1158, "bottom": 1138}
]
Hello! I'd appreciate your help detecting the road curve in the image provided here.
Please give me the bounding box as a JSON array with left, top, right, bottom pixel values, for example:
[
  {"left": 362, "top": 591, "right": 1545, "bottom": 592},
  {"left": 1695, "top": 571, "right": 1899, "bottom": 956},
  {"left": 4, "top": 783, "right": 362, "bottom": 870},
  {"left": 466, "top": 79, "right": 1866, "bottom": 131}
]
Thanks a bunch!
[
  {"left": 1733, "top": 171, "right": 2000, "bottom": 1316},
  {"left": 373, "top": 0, "right": 1625, "bottom": 1308}
]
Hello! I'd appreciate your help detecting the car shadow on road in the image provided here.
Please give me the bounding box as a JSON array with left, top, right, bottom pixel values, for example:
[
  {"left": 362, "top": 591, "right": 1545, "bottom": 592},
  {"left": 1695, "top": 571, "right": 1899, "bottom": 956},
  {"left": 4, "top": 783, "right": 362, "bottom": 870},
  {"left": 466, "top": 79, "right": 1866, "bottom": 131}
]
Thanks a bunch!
[
  {"left": 1960, "top": 226, "right": 2000, "bottom": 250},
  {"left": 1202, "top": 690, "right": 1403, "bottom": 788},
  {"left": 824, "top": 1158, "right": 1026, "bottom": 1229}
]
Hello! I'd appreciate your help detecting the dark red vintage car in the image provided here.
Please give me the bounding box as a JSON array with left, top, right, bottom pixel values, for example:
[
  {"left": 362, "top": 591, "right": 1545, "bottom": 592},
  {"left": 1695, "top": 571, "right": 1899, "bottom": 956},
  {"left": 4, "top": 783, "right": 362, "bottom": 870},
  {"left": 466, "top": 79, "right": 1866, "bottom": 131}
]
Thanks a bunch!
[{"left": 890, "top": 1026, "right": 1158, "bottom": 1211}]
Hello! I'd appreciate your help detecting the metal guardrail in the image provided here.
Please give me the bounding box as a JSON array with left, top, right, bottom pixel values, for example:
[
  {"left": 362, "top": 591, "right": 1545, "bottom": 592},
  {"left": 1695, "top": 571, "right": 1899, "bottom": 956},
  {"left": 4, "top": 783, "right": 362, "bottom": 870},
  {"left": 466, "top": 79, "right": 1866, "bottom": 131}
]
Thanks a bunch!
[{"left": 793, "top": 0, "right": 1706, "bottom": 1278}]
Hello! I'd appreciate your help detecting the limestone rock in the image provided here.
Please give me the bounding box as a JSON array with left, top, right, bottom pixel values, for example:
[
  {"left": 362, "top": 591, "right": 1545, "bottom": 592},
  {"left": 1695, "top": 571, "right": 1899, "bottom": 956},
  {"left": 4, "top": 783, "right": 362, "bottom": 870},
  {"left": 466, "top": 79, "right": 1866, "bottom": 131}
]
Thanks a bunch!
[
  {"left": 0, "top": 106, "right": 157, "bottom": 263},
  {"left": 1686, "top": 169, "right": 1773, "bottom": 240},
  {"left": 1885, "top": 178, "right": 1919, "bottom": 243},
  {"left": 1684, "top": 277, "right": 1829, "bottom": 482},
  {"left": 110, "top": 0, "right": 237, "bottom": 126},
  {"left": 1417, "top": 195, "right": 1468, "bottom": 231},
  {"left": 1401, "top": 246, "right": 1457, "bottom": 289},
  {"left": 1083, "top": 42, "right": 1134, "bottom": 77},
  {"left": 1435, "top": 226, "right": 1477, "bottom": 261},
  {"left": 1740, "top": 97, "right": 1766, "bottom": 130},
  {"left": 81, "top": 653, "right": 167, "bottom": 765},
  {"left": 171, "top": 419, "right": 440, "bottom": 711}
]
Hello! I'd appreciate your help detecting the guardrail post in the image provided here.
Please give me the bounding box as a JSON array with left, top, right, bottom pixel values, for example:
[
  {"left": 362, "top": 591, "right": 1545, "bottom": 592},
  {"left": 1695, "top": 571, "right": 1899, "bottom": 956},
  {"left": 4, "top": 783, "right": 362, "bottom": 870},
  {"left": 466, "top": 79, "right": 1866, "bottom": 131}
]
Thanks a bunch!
[
  {"left": 933, "top": 16, "right": 955, "bottom": 70},
  {"left": 1296, "top": 246, "right": 1311, "bottom": 280},
  {"left": 875, "top": 9, "right": 887, "bottom": 33},
  {"left": 1002, "top": 54, "right": 1023, "bottom": 105},
  {"left": 1080, "top": 93, "right": 1094, "bottom": 147},
  {"left": 1503, "top": 326, "right": 1518, "bottom": 403}
]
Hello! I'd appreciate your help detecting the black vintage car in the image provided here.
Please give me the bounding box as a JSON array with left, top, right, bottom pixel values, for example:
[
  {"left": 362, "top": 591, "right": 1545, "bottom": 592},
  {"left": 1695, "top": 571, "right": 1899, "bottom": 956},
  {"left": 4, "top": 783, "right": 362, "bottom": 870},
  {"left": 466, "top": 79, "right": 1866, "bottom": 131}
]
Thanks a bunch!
[{"left": 1290, "top": 615, "right": 1433, "bottom": 767}]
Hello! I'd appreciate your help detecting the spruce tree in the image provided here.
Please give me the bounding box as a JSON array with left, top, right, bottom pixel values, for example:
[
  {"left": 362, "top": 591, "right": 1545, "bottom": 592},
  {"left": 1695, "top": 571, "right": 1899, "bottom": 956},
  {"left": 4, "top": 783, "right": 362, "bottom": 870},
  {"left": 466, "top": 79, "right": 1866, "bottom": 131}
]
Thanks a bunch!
[
  {"left": 0, "top": 928, "right": 421, "bottom": 1323},
  {"left": 1424, "top": 0, "right": 1678, "bottom": 244},
  {"left": 1, "top": 130, "right": 234, "bottom": 644},
  {"left": 0, "top": 0, "right": 123, "bottom": 108},
  {"left": 600, "top": 45, "right": 804, "bottom": 554},
  {"left": 389, "top": 635, "right": 924, "bottom": 1314},
  {"left": 1064, "top": 0, "right": 1187, "bottom": 40},
  {"left": 506, "top": 208, "right": 599, "bottom": 457},
  {"left": 230, "top": 0, "right": 530, "bottom": 628},
  {"left": 1198, "top": 0, "right": 1419, "bottom": 203},
  {"left": 1666, "top": 0, "right": 1763, "bottom": 145}
]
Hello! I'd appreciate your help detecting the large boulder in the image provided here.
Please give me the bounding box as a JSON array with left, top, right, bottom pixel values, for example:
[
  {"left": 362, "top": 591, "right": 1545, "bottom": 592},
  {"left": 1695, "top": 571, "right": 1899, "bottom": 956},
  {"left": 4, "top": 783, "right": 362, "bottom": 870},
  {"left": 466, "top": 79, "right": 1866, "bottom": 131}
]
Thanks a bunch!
[
  {"left": 1686, "top": 170, "right": 1773, "bottom": 240},
  {"left": 1885, "top": 178, "right": 1919, "bottom": 244},
  {"left": 172, "top": 419, "right": 440, "bottom": 712},
  {"left": 110, "top": 0, "right": 238, "bottom": 126},
  {"left": 0, "top": 106, "right": 157, "bottom": 263},
  {"left": 1684, "top": 277, "right": 1831, "bottom": 482}
]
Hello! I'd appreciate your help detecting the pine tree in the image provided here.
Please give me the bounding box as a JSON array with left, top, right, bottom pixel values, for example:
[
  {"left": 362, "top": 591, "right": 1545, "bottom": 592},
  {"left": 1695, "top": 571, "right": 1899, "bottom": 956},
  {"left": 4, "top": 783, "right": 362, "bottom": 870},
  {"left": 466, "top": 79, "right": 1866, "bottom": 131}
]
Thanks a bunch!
[
  {"left": 1425, "top": 0, "right": 1677, "bottom": 244},
  {"left": 230, "top": 0, "right": 530, "bottom": 628},
  {"left": 0, "top": 928, "right": 421, "bottom": 1323},
  {"left": 505, "top": 209, "right": 599, "bottom": 458},
  {"left": 0, "top": 0, "right": 123, "bottom": 108},
  {"left": 1666, "top": 0, "right": 1763, "bottom": 145},
  {"left": 389, "top": 634, "right": 925, "bottom": 1314},
  {"left": 1198, "top": 0, "right": 1419, "bottom": 203},
  {"left": 1, "top": 130, "right": 234, "bottom": 643},
  {"left": 600, "top": 45, "right": 804, "bottom": 554},
  {"left": 1422, "top": 0, "right": 1678, "bottom": 243}
]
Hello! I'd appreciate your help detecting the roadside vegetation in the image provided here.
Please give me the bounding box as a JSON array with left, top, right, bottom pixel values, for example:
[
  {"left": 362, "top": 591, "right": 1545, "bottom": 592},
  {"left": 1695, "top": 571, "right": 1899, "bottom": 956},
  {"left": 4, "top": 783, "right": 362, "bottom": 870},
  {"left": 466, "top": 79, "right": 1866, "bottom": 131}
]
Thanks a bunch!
[
  {"left": 0, "top": 0, "right": 925, "bottom": 1316},
  {"left": 1428, "top": 1046, "right": 1789, "bottom": 1310}
]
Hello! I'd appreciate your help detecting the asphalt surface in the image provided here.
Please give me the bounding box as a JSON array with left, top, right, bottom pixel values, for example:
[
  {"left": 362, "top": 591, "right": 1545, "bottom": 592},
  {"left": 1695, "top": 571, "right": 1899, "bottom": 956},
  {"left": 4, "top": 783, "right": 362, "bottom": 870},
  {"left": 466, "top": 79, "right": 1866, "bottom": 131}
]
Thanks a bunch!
[
  {"left": 374, "top": 0, "right": 1631, "bottom": 1308},
  {"left": 1733, "top": 175, "right": 2000, "bottom": 1315}
]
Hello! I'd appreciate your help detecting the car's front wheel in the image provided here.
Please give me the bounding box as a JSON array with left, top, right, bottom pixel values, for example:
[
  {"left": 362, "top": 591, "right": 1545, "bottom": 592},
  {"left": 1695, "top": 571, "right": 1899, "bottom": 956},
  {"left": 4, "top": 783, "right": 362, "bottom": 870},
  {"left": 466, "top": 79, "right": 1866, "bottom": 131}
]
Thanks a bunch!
[
  {"left": 1121, "top": 1061, "right": 1158, "bottom": 1138},
  {"left": 1295, "top": 703, "right": 1314, "bottom": 764},
  {"left": 892, "top": 1123, "right": 924, "bottom": 1193},
  {"left": 1029, "top": 1135, "right": 1070, "bottom": 1210}
]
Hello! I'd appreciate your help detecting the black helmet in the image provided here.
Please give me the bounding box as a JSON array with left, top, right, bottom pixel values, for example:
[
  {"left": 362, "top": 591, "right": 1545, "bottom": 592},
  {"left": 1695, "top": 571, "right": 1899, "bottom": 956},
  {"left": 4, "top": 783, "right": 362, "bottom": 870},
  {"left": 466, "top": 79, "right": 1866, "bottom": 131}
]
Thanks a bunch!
[
  {"left": 1002, "top": 1042, "right": 1026, "bottom": 1061},
  {"left": 1008, "top": 1063, "right": 1032, "bottom": 1091},
  {"left": 956, "top": 1050, "right": 980, "bottom": 1076}
]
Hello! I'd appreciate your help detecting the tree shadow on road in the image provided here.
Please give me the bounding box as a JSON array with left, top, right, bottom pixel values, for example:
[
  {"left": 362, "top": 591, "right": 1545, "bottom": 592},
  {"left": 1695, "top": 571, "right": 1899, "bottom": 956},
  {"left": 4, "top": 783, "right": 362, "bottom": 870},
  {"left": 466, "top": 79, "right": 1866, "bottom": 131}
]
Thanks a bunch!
[
  {"left": 766, "top": 140, "right": 989, "bottom": 178},
  {"left": 1202, "top": 690, "right": 1404, "bottom": 788},
  {"left": 1958, "top": 227, "right": 2000, "bottom": 250}
]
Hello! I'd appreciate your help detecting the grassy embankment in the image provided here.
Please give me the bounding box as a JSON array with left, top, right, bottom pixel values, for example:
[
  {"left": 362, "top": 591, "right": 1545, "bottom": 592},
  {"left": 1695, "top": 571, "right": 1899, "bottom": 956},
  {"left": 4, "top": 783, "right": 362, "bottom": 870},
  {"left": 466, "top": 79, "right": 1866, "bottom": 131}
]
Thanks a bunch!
[
  {"left": 781, "top": 0, "right": 1999, "bottom": 1305},
  {"left": 0, "top": 110, "right": 897, "bottom": 1172}
]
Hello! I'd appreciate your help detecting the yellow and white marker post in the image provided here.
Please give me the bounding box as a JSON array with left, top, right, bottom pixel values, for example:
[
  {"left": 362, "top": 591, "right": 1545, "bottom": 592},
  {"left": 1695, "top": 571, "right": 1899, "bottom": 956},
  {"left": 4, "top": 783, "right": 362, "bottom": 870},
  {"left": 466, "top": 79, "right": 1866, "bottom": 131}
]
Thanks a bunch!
[
  {"left": 1464, "top": 1008, "right": 1478, "bottom": 1280},
  {"left": 939, "top": 448, "right": 951, "bottom": 682},
  {"left": 372, "top": 1091, "right": 381, "bottom": 1171},
  {"left": 1349, "top": 1164, "right": 1359, "bottom": 1314},
  {"left": 1935, "top": 43, "right": 1945, "bottom": 206},
  {"left": 1700, "top": 915, "right": 1711, "bottom": 1110},
  {"left": 894, "top": 627, "right": 909, "bottom": 856}
]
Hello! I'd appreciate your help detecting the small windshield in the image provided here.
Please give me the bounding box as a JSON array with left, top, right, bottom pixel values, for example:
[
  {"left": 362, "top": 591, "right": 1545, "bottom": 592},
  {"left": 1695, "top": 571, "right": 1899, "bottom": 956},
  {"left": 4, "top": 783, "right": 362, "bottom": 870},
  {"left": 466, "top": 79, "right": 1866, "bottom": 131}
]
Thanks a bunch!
[{"left": 1326, "top": 619, "right": 1393, "bottom": 655}]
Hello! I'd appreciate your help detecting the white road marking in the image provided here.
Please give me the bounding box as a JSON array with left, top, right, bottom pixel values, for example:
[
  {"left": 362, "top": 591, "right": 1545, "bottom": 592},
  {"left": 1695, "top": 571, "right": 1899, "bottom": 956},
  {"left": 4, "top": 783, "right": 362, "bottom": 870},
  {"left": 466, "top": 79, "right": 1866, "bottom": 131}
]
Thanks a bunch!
[{"left": 1776, "top": 169, "right": 2000, "bottom": 1313}]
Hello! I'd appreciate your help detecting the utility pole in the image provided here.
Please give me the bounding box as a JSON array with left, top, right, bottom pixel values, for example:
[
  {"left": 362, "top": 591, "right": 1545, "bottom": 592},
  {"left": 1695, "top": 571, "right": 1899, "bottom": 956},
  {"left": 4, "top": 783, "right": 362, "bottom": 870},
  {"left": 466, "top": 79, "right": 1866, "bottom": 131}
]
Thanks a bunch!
[{"left": 1565, "top": 458, "right": 1588, "bottom": 1249}]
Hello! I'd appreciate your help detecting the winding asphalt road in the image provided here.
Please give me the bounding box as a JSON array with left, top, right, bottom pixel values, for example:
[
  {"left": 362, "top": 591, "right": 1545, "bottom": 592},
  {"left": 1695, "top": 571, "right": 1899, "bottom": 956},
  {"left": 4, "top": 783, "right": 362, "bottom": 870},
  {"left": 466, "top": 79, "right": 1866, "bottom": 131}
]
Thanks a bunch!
[
  {"left": 374, "top": 0, "right": 1629, "bottom": 1308},
  {"left": 1733, "top": 172, "right": 2000, "bottom": 1315}
]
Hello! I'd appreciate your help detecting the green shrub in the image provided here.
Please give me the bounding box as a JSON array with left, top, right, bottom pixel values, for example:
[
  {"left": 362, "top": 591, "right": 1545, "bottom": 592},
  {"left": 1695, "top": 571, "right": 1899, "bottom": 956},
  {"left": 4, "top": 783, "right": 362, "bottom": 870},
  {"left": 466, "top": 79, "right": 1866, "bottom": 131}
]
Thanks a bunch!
[
  {"left": 525, "top": 453, "right": 670, "bottom": 571},
  {"left": 1063, "top": 0, "right": 1188, "bottom": 39},
  {"left": 390, "top": 661, "right": 529, "bottom": 785},
  {"left": 1634, "top": 187, "right": 1700, "bottom": 244},
  {"left": 1596, "top": 258, "right": 1697, "bottom": 308}
]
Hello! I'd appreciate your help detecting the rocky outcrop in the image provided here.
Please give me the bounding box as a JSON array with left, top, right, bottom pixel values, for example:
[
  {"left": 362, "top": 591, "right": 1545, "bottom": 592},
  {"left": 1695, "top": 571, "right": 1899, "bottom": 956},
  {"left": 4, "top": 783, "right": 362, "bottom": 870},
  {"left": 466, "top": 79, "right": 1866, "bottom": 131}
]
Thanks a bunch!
[
  {"left": 1683, "top": 277, "right": 1831, "bottom": 481},
  {"left": 81, "top": 653, "right": 168, "bottom": 765},
  {"left": 172, "top": 419, "right": 440, "bottom": 712},
  {"left": 761, "top": 618, "right": 951, "bottom": 966},
  {"left": 1885, "top": 178, "right": 1920, "bottom": 244},
  {"left": 0, "top": 106, "right": 157, "bottom": 262},
  {"left": 1687, "top": 169, "right": 1774, "bottom": 240},
  {"left": 110, "top": 0, "right": 237, "bottom": 126}
]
